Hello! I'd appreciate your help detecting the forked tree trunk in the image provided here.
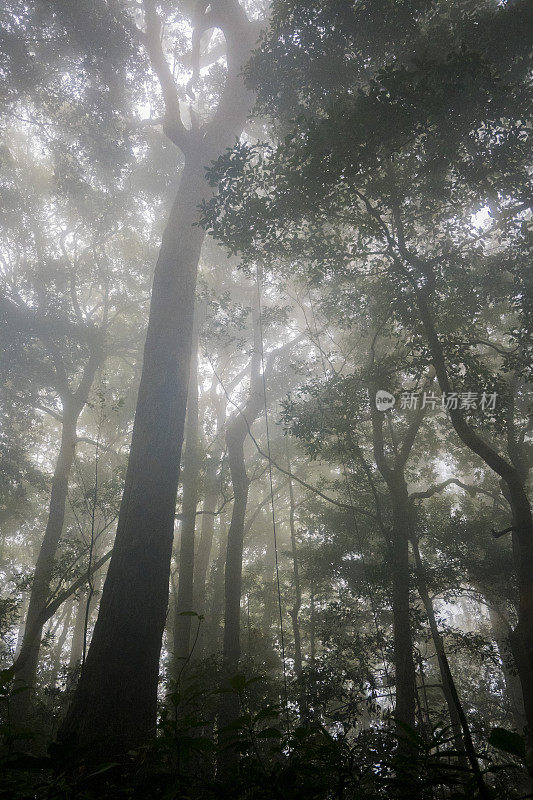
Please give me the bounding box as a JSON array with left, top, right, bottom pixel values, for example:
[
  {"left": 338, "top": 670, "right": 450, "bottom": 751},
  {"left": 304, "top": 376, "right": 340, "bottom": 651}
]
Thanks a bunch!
[
  {"left": 384, "top": 201, "right": 533, "bottom": 759},
  {"left": 218, "top": 323, "right": 299, "bottom": 765},
  {"left": 58, "top": 0, "right": 258, "bottom": 756},
  {"left": 11, "top": 332, "right": 101, "bottom": 724},
  {"left": 219, "top": 308, "right": 302, "bottom": 675}
]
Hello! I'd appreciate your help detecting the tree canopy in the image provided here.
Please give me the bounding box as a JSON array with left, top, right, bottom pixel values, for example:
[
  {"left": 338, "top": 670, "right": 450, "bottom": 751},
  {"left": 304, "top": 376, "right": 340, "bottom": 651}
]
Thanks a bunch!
[{"left": 0, "top": 1, "right": 531, "bottom": 798}]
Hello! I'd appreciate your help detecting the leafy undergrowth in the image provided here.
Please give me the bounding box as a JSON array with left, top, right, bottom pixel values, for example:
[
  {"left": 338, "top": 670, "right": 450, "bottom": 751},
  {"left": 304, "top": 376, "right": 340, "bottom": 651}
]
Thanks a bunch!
[{"left": 0, "top": 670, "right": 529, "bottom": 799}]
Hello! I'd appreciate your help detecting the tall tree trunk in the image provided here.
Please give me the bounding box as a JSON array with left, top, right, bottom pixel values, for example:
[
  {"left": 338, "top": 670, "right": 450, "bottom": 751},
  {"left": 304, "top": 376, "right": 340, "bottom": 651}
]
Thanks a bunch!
[
  {"left": 221, "top": 432, "right": 251, "bottom": 671},
  {"left": 221, "top": 308, "right": 262, "bottom": 675},
  {"left": 173, "top": 332, "right": 200, "bottom": 675},
  {"left": 488, "top": 604, "right": 527, "bottom": 734},
  {"left": 58, "top": 0, "right": 258, "bottom": 756},
  {"left": 369, "top": 385, "right": 417, "bottom": 734},
  {"left": 206, "top": 521, "right": 228, "bottom": 655},
  {"left": 12, "top": 400, "right": 82, "bottom": 720},
  {"left": 411, "top": 535, "right": 491, "bottom": 798},
  {"left": 389, "top": 481, "right": 417, "bottom": 732},
  {"left": 405, "top": 265, "right": 533, "bottom": 766},
  {"left": 217, "top": 421, "right": 251, "bottom": 765},
  {"left": 49, "top": 599, "right": 74, "bottom": 689},
  {"left": 411, "top": 537, "right": 472, "bottom": 765},
  {"left": 11, "top": 333, "right": 101, "bottom": 725},
  {"left": 217, "top": 314, "right": 263, "bottom": 767},
  {"left": 192, "top": 476, "right": 219, "bottom": 658},
  {"left": 192, "top": 391, "right": 226, "bottom": 658},
  {"left": 310, "top": 587, "right": 316, "bottom": 665},
  {"left": 506, "top": 484, "right": 533, "bottom": 759},
  {"left": 261, "top": 532, "right": 276, "bottom": 632},
  {"left": 58, "top": 159, "right": 207, "bottom": 756},
  {"left": 287, "top": 448, "right": 307, "bottom": 719},
  {"left": 69, "top": 593, "right": 89, "bottom": 672}
]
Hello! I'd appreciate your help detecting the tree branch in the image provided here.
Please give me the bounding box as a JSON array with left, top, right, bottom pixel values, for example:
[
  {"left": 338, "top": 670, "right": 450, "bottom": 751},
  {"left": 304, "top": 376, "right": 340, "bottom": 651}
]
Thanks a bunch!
[
  {"left": 142, "top": 0, "right": 195, "bottom": 152},
  {"left": 409, "top": 478, "right": 505, "bottom": 507}
]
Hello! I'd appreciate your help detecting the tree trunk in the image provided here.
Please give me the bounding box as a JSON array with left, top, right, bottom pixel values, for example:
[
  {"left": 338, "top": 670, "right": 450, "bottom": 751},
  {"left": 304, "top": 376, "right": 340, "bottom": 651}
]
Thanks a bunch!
[
  {"left": 389, "top": 481, "right": 417, "bottom": 731},
  {"left": 413, "top": 287, "right": 533, "bottom": 766},
  {"left": 58, "top": 0, "right": 258, "bottom": 755},
  {"left": 192, "top": 391, "right": 226, "bottom": 658},
  {"left": 287, "top": 449, "right": 307, "bottom": 719},
  {"left": 310, "top": 588, "right": 316, "bottom": 664},
  {"left": 369, "top": 387, "right": 417, "bottom": 734},
  {"left": 49, "top": 599, "right": 74, "bottom": 689},
  {"left": 411, "top": 535, "right": 491, "bottom": 798},
  {"left": 192, "top": 477, "right": 219, "bottom": 657},
  {"left": 411, "top": 538, "right": 470, "bottom": 762},
  {"left": 261, "top": 532, "right": 276, "bottom": 632},
  {"left": 69, "top": 593, "right": 89, "bottom": 671},
  {"left": 58, "top": 158, "right": 207, "bottom": 756},
  {"left": 221, "top": 307, "right": 263, "bottom": 674},
  {"left": 11, "top": 329, "right": 102, "bottom": 724},
  {"left": 12, "top": 401, "right": 80, "bottom": 719},
  {"left": 206, "top": 521, "right": 228, "bottom": 655},
  {"left": 217, "top": 316, "right": 263, "bottom": 768},
  {"left": 14, "top": 594, "right": 29, "bottom": 658},
  {"left": 173, "top": 330, "right": 200, "bottom": 675},
  {"left": 217, "top": 428, "right": 250, "bottom": 767},
  {"left": 507, "top": 483, "right": 533, "bottom": 758},
  {"left": 488, "top": 604, "right": 527, "bottom": 734},
  {"left": 222, "top": 438, "right": 251, "bottom": 672}
]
